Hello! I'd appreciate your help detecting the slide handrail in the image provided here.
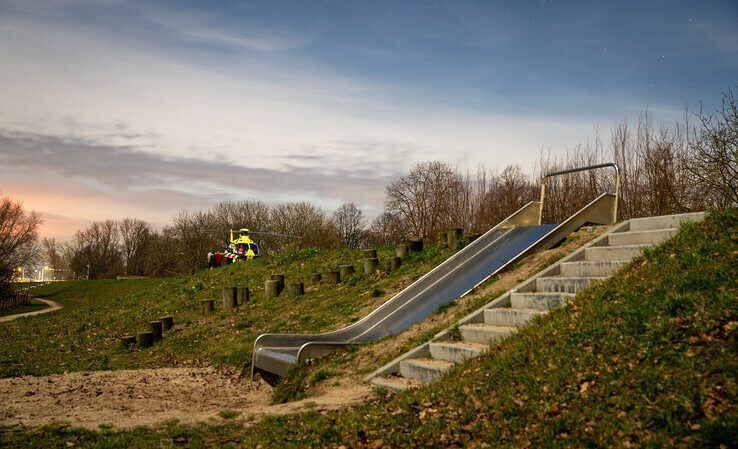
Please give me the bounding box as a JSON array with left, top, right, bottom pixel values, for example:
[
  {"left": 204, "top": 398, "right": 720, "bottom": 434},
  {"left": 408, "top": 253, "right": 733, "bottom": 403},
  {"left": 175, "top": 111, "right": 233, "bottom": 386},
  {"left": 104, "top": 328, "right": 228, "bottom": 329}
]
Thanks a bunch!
[{"left": 539, "top": 162, "right": 620, "bottom": 225}]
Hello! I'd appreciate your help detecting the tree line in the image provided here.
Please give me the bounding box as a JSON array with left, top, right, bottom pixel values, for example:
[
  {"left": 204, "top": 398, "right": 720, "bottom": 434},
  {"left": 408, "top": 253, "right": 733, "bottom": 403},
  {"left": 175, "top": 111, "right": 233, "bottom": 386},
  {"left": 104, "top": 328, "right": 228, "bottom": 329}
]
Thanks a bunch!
[{"left": 2, "top": 89, "right": 736, "bottom": 287}]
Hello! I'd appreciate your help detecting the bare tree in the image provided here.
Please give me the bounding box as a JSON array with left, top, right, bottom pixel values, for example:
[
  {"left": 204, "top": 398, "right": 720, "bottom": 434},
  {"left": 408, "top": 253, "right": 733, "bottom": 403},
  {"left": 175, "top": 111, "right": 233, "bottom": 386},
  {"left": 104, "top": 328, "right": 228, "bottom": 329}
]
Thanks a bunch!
[
  {"left": 488, "top": 165, "right": 537, "bottom": 224},
  {"left": 164, "top": 210, "right": 215, "bottom": 274},
  {"left": 0, "top": 196, "right": 40, "bottom": 297},
  {"left": 69, "top": 220, "right": 122, "bottom": 279},
  {"left": 366, "top": 211, "right": 405, "bottom": 246},
  {"left": 40, "top": 237, "right": 72, "bottom": 280},
  {"left": 385, "top": 161, "right": 460, "bottom": 238},
  {"left": 688, "top": 88, "right": 738, "bottom": 209},
  {"left": 119, "top": 218, "right": 152, "bottom": 276},
  {"left": 332, "top": 203, "right": 365, "bottom": 248},
  {"left": 140, "top": 232, "right": 181, "bottom": 277},
  {"left": 270, "top": 202, "right": 338, "bottom": 250}
]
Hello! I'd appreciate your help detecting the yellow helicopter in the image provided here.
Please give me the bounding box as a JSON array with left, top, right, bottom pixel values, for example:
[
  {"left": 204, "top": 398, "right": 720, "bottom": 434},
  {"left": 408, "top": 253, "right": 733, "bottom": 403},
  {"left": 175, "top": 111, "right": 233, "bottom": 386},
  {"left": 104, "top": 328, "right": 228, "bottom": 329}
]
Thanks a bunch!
[
  {"left": 208, "top": 228, "right": 301, "bottom": 267},
  {"left": 226, "top": 228, "right": 260, "bottom": 260}
]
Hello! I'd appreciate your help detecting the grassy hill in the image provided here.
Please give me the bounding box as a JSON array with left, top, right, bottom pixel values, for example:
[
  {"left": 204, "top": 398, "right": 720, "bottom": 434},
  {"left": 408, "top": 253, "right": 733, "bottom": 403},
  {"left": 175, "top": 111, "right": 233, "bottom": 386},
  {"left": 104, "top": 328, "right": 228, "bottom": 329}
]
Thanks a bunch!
[
  {"left": 0, "top": 245, "right": 455, "bottom": 377},
  {"left": 3, "top": 210, "right": 734, "bottom": 447}
]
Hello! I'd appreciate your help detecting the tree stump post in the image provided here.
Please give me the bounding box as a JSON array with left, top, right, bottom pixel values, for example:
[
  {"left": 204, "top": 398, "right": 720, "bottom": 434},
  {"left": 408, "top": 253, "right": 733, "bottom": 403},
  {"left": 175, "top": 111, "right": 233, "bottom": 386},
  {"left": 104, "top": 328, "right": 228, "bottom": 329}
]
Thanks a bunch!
[
  {"left": 437, "top": 232, "right": 448, "bottom": 248},
  {"left": 395, "top": 244, "right": 409, "bottom": 258},
  {"left": 363, "top": 257, "right": 379, "bottom": 275},
  {"left": 201, "top": 299, "right": 214, "bottom": 315},
  {"left": 286, "top": 282, "right": 305, "bottom": 298},
  {"left": 150, "top": 321, "right": 163, "bottom": 342},
  {"left": 222, "top": 287, "right": 237, "bottom": 309},
  {"left": 270, "top": 274, "right": 285, "bottom": 296},
  {"left": 363, "top": 249, "right": 377, "bottom": 258},
  {"left": 326, "top": 270, "right": 341, "bottom": 283},
  {"left": 339, "top": 264, "right": 355, "bottom": 280},
  {"left": 137, "top": 331, "right": 154, "bottom": 348},
  {"left": 447, "top": 228, "right": 463, "bottom": 248},
  {"left": 311, "top": 273, "right": 322, "bottom": 284},
  {"left": 389, "top": 256, "right": 402, "bottom": 271},
  {"left": 159, "top": 316, "right": 174, "bottom": 330},
  {"left": 408, "top": 237, "right": 424, "bottom": 252},
  {"left": 121, "top": 335, "right": 137, "bottom": 348},
  {"left": 265, "top": 280, "right": 280, "bottom": 299},
  {"left": 237, "top": 287, "right": 250, "bottom": 305}
]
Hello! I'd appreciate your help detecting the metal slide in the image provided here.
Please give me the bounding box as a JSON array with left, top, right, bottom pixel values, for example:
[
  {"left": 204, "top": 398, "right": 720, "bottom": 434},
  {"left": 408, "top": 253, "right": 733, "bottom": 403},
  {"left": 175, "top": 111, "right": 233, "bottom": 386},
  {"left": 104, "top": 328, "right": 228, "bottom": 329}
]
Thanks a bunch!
[{"left": 252, "top": 163, "right": 621, "bottom": 378}]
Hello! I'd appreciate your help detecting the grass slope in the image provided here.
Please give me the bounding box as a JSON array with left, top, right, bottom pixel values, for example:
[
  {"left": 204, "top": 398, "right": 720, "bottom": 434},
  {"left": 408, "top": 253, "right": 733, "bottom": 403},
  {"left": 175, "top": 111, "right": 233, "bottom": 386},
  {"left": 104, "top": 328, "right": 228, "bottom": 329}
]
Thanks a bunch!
[
  {"left": 3, "top": 210, "right": 734, "bottom": 448},
  {"left": 0, "top": 245, "right": 453, "bottom": 377}
]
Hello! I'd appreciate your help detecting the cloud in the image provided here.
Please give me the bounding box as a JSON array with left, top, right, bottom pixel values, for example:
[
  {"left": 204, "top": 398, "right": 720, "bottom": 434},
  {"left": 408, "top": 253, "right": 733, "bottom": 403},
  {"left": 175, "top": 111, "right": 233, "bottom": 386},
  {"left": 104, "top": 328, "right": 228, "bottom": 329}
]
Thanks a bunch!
[{"left": 0, "top": 128, "right": 401, "bottom": 210}]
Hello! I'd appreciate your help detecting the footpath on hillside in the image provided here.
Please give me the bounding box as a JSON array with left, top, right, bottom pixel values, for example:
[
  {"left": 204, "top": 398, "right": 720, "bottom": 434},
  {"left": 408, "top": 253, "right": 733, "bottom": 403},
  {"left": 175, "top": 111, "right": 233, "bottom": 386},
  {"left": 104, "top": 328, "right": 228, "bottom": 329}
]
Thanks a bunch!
[{"left": 0, "top": 298, "right": 62, "bottom": 323}]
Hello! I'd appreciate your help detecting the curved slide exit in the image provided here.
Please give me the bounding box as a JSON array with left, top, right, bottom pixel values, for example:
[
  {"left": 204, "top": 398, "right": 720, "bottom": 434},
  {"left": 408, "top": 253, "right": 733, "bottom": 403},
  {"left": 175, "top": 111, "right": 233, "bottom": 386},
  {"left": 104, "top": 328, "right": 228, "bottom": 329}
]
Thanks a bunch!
[{"left": 252, "top": 163, "right": 621, "bottom": 379}]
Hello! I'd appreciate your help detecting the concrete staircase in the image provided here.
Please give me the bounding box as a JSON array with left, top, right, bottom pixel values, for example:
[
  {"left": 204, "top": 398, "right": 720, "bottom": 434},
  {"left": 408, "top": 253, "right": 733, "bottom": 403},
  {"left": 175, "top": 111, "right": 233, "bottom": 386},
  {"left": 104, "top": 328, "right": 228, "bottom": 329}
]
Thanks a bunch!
[{"left": 369, "top": 212, "right": 705, "bottom": 391}]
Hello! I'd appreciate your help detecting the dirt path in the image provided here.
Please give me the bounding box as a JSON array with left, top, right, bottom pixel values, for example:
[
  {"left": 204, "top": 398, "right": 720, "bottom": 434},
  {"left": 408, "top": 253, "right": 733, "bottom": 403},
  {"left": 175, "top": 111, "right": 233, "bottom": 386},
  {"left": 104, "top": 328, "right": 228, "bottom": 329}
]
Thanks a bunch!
[
  {"left": 0, "top": 367, "right": 371, "bottom": 429},
  {"left": 0, "top": 299, "right": 62, "bottom": 323}
]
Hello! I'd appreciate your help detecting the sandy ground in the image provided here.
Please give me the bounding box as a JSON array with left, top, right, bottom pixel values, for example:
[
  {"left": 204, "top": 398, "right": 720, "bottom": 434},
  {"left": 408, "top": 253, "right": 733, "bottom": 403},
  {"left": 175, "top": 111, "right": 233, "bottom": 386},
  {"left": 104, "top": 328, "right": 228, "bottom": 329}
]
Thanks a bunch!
[{"left": 0, "top": 367, "right": 371, "bottom": 429}]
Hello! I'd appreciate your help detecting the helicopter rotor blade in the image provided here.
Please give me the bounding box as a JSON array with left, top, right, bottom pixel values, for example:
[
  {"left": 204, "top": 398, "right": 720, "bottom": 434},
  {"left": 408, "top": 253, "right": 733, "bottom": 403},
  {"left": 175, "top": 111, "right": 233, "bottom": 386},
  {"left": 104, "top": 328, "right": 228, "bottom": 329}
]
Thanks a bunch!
[{"left": 247, "top": 231, "right": 303, "bottom": 239}]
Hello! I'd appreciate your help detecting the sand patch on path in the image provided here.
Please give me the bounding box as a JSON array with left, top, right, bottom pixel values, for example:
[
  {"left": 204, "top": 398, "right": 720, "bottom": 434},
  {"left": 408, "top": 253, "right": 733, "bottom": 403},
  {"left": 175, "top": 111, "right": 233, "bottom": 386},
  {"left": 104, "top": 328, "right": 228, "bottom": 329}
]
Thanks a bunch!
[{"left": 0, "top": 367, "right": 371, "bottom": 429}]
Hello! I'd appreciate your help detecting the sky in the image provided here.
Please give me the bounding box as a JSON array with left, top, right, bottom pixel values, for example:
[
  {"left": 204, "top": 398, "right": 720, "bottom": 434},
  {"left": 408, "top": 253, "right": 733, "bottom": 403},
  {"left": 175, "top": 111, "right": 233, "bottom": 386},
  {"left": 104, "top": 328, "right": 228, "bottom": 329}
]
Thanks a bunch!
[{"left": 0, "top": 0, "right": 736, "bottom": 241}]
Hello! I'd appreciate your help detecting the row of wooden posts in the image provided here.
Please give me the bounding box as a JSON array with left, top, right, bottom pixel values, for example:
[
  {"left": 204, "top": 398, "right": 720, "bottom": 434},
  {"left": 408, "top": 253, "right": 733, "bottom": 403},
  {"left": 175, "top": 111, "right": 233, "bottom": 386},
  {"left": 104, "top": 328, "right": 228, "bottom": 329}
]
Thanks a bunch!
[
  {"left": 121, "top": 316, "right": 174, "bottom": 348},
  {"left": 197, "top": 240, "right": 426, "bottom": 315},
  {"left": 120, "top": 233, "right": 466, "bottom": 346}
]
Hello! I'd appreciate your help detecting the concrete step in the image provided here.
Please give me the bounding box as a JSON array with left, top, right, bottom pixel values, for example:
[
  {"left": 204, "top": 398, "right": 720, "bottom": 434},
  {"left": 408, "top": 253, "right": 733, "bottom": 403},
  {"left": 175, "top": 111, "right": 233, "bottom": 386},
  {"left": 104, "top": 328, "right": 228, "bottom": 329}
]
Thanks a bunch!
[
  {"left": 429, "top": 341, "right": 487, "bottom": 363},
  {"left": 399, "top": 358, "right": 453, "bottom": 383},
  {"left": 458, "top": 323, "right": 515, "bottom": 344},
  {"left": 560, "top": 260, "right": 627, "bottom": 277},
  {"left": 510, "top": 292, "right": 575, "bottom": 310},
  {"left": 483, "top": 307, "right": 547, "bottom": 326},
  {"left": 585, "top": 244, "right": 646, "bottom": 262},
  {"left": 371, "top": 376, "right": 421, "bottom": 392},
  {"left": 535, "top": 276, "right": 606, "bottom": 294},
  {"left": 628, "top": 212, "right": 705, "bottom": 232},
  {"left": 608, "top": 228, "right": 677, "bottom": 246}
]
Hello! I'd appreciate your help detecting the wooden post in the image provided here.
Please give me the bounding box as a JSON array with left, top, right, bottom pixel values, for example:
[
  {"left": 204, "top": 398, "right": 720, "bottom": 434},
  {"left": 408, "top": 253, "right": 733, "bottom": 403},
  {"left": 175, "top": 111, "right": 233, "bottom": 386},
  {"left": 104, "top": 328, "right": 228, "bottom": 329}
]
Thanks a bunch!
[
  {"left": 286, "top": 282, "right": 305, "bottom": 298},
  {"left": 437, "top": 232, "right": 448, "bottom": 248},
  {"left": 150, "top": 321, "right": 163, "bottom": 342},
  {"left": 326, "top": 270, "right": 341, "bottom": 283},
  {"left": 121, "top": 335, "right": 137, "bottom": 347},
  {"left": 339, "top": 264, "right": 355, "bottom": 280},
  {"left": 363, "top": 257, "right": 379, "bottom": 275},
  {"left": 408, "top": 237, "right": 424, "bottom": 252},
  {"left": 363, "top": 249, "right": 377, "bottom": 258},
  {"left": 159, "top": 316, "right": 174, "bottom": 330},
  {"left": 222, "top": 287, "right": 237, "bottom": 309},
  {"left": 389, "top": 256, "right": 402, "bottom": 271},
  {"left": 395, "top": 244, "right": 409, "bottom": 258},
  {"left": 201, "top": 299, "right": 214, "bottom": 315},
  {"left": 265, "top": 280, "right": 280, "bottom": 299},
  {"left": 137, "top": 331, "right": 154, "bottom": 348},
  {"left": 447, "top": 228, "right": 463, "bottom": 248},
  {"left": 237, "top": 287, "right": 250, "bottom": 305},
  {"left": 270, "top": 274, "right": 285, "bottom": 296},
  {"left": 311, "top": 273, "right": 322, "bottom": 283}
]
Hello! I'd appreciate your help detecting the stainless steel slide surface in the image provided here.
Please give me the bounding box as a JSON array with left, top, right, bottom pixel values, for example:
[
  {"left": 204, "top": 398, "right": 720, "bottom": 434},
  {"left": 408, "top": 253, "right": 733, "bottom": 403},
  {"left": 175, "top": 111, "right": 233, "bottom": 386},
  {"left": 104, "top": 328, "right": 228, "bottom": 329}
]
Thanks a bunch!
[{"left": 252, "top": 223, "right": 558, "bottom": 377}]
